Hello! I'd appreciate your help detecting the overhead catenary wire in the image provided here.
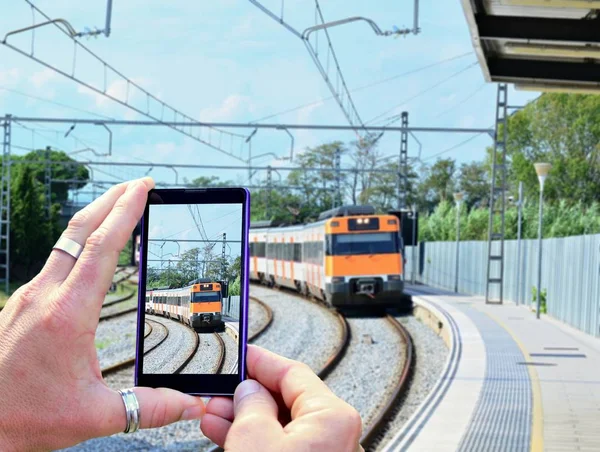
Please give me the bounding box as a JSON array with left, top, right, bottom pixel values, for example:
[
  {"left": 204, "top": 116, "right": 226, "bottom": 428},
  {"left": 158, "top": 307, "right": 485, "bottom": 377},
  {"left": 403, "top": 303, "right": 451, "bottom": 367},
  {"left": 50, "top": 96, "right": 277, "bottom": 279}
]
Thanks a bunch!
[
  {"left": 3, "top": 0, "right": 251, "bottom": 162},
  {"left": 366, "top": 61, "right": 479, "bottom": 125},
  {"left": 250, "top": 51, "right": 473, "bottom": 123},
  {"left": 433, "top": 83, "right": 487, "bottom": 119}
]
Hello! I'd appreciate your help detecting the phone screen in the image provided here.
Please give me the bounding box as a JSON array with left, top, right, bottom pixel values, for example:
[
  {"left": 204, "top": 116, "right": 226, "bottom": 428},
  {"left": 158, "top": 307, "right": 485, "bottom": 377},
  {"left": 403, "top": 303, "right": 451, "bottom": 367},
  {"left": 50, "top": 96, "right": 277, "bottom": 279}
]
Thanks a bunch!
[{"left": 136, "top": 189, "right": 248, "bottom": 395}]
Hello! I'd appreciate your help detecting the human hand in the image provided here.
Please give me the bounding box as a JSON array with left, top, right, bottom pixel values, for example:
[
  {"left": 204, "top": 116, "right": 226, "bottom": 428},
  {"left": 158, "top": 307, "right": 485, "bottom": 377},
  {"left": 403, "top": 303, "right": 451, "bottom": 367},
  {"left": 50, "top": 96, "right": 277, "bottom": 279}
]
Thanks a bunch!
[
  {"left": 202, "top": 345, "right": 364, "bottom": 451},
  {"left": 0, "top": 178, "right": 205, "bottom": 451}
]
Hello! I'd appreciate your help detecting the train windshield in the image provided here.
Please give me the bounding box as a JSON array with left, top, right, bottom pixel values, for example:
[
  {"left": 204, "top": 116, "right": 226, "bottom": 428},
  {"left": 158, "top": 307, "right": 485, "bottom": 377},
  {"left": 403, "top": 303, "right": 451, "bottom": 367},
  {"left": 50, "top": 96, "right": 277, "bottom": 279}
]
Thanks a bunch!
[
  {"left": 326, "top": 232, "right": 399, "bottom": 255},
  {"left": 192, "top": 292, "right": 221, "bottom": 303}
]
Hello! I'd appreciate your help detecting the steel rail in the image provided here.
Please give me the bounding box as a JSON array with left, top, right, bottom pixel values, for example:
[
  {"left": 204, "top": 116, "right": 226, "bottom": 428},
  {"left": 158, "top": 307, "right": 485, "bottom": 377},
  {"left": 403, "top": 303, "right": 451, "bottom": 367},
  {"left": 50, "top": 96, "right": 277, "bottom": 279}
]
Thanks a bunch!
[
  {"left": 212, "top": 333, "right": 226, "bottom": 375},
  {"left": 101, "top": 317, "right": 169, "bottom": 377},
  {"left": 248, "top": 296, "right": 274, "bottom": 342},
  {"left": 144, "top": 321, "right": 153, "bottom": 339},
  {"left": 359, "top": 315, "right": 415, "bottom": 449}
]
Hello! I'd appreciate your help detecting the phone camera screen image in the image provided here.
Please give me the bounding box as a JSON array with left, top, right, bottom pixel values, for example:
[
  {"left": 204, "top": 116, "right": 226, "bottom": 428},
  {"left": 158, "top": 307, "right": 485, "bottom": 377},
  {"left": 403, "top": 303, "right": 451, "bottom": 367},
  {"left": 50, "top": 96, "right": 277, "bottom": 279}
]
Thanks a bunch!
[{"left": 136, "top": 189, "right": 248, "bottom": 394}]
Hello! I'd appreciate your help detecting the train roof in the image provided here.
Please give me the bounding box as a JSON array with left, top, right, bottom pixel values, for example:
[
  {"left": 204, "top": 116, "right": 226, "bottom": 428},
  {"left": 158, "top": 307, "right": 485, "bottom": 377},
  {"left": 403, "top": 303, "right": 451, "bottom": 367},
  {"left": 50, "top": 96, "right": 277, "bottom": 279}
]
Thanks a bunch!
[{"left": 317, "top": 205, "right": 375, "bottom": 221}]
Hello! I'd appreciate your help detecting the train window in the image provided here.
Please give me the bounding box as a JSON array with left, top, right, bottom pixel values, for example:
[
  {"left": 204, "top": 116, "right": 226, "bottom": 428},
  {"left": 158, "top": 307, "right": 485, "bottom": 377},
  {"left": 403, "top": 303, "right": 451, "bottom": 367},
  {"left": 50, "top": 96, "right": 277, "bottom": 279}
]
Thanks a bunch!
[
  {"left": 249, "top": 243, "right": 255, "bottom": 256},
  {"left": 294, "top": 243, "right": 302, "bottom": 262},
  {"left": 326, "top": 232, "right": 399, "bottom": 255}
]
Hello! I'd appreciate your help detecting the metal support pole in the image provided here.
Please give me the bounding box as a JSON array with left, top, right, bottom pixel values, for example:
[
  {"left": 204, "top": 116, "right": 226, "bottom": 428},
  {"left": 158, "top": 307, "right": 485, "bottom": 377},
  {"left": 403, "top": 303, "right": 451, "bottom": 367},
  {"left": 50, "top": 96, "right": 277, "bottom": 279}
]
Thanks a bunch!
[
  {"left": 411, "top": 205, "right": 417, "bottom": 285},
  {"left": 536, "top": 185, "right": 544, "bottom": 319},
  {"left": 1, "top": 115, "right": 12, "bottom": 294},
  {"left": 221, "top": 233, "right": 227, "bottom": 280},
  {"left": 455, "top": 201, "right": 461, "bottom": 293},
  {"left": 397, "top": 112, "right": 409, "bottom": 209},
  {"left": 334, "top": 147, "right": 341, "bottom": 208},
  {"left": 44, "top": 146, "right": 51, "bottom": 220},
  {"left": 266, "top": 166, "right": 272, "bottom": 219},
  {"left": 515, "top": 181, "right": 523, "bottom": 305}
]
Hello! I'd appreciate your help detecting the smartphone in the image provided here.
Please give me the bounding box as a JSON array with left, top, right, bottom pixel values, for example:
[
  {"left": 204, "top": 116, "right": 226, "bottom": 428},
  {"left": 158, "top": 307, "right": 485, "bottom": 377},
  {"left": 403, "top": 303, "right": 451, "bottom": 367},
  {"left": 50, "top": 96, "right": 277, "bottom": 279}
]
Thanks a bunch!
[{"left": 135, "top": 188, "right": 249, "bottom": 396}]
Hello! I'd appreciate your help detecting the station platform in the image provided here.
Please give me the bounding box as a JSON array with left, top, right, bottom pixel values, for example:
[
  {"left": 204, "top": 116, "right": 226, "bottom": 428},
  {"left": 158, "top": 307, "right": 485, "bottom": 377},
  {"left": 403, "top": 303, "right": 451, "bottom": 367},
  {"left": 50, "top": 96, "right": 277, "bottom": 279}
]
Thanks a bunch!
[{"left": 384, "top": 284, "right": 600, "bottom": 452}]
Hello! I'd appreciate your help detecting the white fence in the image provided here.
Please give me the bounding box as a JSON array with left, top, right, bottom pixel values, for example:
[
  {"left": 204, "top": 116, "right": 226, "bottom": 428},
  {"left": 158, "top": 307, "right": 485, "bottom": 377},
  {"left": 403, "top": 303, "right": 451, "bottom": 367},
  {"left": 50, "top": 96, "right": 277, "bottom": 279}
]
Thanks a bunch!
[
  {"left": 405, "top": 234, "right": 600, "bottom": 338},
  {"left": 222, "top": 295, "right": 240, "bottom": 320}
]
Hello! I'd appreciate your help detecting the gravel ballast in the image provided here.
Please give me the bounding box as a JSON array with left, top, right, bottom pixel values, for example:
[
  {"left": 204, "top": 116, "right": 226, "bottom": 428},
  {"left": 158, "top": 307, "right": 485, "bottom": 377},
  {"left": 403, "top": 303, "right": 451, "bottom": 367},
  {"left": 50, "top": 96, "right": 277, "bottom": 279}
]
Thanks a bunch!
[
  {"left": 218, "top": 330, "right": 238, "bottom": 374},
  {"left": 372, "top": 315, "right": 448, "bottom": 451},
  {"left": 143, "top": 318, "right": 168, "bottom": 352},
  {"left": 248, "top": 298, "right": 269, "bottom": 338},
  {"left": 180, "top": 333, "right": 223, "bottom": 375},
  {"left": 250, "top": 285, "right": 343, "bottom": 372},
  {"left": 95, "top": 312, "right": 137, "bottom": 369},
  {"left": 325, "top": 317, "right": 406, "bottom": 432},
  {"left": 142, "top": 315, "right": 197, "bottom": 374}
]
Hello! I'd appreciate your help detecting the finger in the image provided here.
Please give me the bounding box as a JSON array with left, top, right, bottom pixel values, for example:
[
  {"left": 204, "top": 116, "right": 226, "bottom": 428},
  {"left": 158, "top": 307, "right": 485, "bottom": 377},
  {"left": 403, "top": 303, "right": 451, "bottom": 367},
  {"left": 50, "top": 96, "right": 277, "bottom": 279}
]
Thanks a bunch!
[
  {"left": 246, "top": 345, "right": 332, "bottom": 413},
  {"left": 95, "top": 386, "right": 205, "bottom": 437},
  {"left": 206, "top": 397, "right": 234, "bottom": 421},
  {"left": 200, "top": 414, "right": 232, "bottom": 448},
  {"left": 246, "top": 345, "right": 363, "bottom": 448},
  {"left": 39, "top": 181, "right": 130, "bottom": 285},
  {"left": 59, "top": 178, "right": 154, "bottom": 320},
  {"left": 223, "top": 379, "right": 282, "bottom": 449}
]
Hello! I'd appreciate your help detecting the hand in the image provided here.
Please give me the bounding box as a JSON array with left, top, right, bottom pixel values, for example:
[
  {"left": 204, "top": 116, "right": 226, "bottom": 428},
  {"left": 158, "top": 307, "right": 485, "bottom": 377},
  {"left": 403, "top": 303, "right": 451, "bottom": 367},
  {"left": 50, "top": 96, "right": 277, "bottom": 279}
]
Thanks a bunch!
[
  {"left": 202, "top": 345, "right": 364, "bottom": 452},
  {"left": 0, "top": 178, "right": 205, "bottom": 451}
]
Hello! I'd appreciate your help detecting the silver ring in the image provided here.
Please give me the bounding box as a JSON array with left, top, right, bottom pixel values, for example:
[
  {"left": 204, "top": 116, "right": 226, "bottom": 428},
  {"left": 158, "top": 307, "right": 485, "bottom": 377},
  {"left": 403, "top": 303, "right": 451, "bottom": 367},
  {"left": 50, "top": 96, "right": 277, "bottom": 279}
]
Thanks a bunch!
[
  {"left": 118, "top": 388, "right": 141, "bottom": 434},
  {"left": 52, "top": 236, "right": 84, "bottom": 260}
]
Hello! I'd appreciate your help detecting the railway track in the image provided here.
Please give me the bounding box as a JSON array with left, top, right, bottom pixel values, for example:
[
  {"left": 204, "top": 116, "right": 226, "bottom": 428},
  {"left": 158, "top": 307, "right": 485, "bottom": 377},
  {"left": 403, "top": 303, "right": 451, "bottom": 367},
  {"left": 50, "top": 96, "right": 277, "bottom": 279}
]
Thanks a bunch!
[{"left": 360, "top": 315, "right": 414, "bottom": 450}]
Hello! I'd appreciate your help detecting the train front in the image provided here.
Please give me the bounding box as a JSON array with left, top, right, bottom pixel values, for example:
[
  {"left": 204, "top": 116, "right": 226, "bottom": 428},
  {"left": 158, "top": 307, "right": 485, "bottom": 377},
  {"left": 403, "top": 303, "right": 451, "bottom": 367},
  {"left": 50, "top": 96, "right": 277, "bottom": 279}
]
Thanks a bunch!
[
  {"left": 324, "top": 213, "right": 403, "bottom": 306},
  {"left": 189, "top": 282, "right": 224, "bottom": 331}
]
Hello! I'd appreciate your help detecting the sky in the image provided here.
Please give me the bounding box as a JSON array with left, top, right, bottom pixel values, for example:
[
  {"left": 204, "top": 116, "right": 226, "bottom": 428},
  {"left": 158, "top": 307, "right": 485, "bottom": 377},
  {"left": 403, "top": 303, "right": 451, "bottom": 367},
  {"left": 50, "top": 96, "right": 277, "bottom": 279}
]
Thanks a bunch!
[
  {"left": 0, "top": 0, "right": 540, "bottom": 200},
  {"left": 147, "top": 203, "right": 243, "bottom": 270}
]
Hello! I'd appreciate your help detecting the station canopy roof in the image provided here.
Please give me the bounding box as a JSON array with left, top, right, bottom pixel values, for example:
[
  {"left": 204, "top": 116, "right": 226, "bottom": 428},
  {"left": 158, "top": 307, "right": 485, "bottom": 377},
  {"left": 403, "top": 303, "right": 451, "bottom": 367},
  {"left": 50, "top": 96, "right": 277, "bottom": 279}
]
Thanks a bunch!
[{"left": 460, "top": 0, "right": 600, "bottom": 94}]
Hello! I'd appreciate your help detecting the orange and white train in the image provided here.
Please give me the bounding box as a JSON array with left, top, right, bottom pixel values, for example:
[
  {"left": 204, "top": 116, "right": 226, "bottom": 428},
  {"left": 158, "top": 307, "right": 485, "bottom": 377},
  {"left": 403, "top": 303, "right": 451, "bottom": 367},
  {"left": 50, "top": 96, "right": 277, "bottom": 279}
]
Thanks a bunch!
[{"left": 249, "top": 206, "right": 406, "bottom": 307}]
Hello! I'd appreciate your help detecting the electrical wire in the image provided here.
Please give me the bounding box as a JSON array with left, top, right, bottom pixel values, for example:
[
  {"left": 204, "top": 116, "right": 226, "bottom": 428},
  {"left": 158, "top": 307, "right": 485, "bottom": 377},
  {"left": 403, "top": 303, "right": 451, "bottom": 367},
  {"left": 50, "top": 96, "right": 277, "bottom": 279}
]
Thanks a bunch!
[
  {"left": 433, "top": 83, "right": 487, "bottom": 119},
  {"left": 250, "top": 51, "right": 473, "bottom": 123},
  {"left": 0, "top": 85, "right": 113, "bottom": 119},
  {"left": 421, "top": 133, "right": 485, "bottom": 162},
  {"left": 366, "top": 62, "right": 479, "bottom": 125}
]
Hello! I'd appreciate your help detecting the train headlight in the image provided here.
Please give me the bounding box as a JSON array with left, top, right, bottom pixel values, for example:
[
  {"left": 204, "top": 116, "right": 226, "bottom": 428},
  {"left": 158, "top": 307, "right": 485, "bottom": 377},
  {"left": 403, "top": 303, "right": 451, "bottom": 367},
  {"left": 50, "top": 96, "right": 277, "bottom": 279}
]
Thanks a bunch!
[
  {"left": 331, "top": 276, "right": 345, "bottom": 284},
  {"left": 357, "top": 218, "right": 363, "bottom": 224},
  {"left": 388, "top": 274, "right": 402, "bottom": 281}
]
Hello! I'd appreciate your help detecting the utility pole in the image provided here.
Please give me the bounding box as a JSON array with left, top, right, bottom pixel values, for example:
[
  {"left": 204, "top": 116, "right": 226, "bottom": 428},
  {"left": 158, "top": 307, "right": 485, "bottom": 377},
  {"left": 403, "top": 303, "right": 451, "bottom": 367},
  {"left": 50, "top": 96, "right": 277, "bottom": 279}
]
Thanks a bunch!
[
  {"left": 334, "top": 147, "right": 341, "bottom": 208},
  {"left": 266, "top": 166, "right": 272, "bottom": 219},
  {"left": 515, "top": 182, "right": 523, "bottom": 305},
  {"left": 44, "top": 146, "right": 52, "bottom": 220},
  {"left": 397, "top": 112, "right": 409, "bottom": 209}
]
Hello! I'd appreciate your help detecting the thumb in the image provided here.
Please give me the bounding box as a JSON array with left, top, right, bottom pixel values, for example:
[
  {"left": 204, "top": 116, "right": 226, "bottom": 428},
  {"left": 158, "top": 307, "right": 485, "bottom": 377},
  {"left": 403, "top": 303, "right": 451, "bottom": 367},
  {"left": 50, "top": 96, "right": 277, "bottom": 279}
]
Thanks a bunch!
[
  {"left": 228, "top": 380, "right": 282, "bottom": 447},
  {"left": 94, "top": 386, "right": 205, "bottom": 437}
]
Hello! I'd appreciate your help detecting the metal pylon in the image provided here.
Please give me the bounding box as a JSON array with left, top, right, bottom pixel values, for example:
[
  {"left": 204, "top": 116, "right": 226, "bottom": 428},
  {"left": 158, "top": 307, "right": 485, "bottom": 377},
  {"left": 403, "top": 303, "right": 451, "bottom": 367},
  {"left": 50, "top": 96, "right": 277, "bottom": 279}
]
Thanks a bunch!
[
  {"left": 485, "top": 84, "right": 508, "bottom": 304},
  {"left": 397, "top": 112, "right": 409, "bottom": 209},
  {"left": 1, "top": 115, "right": 11, "bottom": 294},
  {"left": 334, "top": 147, "right": 341, "bottom": 208}
]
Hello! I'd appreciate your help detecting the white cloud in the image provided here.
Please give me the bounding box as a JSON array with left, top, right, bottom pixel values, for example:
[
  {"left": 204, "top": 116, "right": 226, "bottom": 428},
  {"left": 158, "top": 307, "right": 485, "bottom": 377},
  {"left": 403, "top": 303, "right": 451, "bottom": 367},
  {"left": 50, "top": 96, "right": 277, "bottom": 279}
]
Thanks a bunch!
[
  {"left": 29, "top": 69, "right": 58, "bottom": 89},
  {"left": 77, "top": 77, "right": 151, "bottom": 109},
  {"left": 0, "top": 68, "right": 20, "bottom": 86},
  {"left": 199, "top": 94, "right": 254, "bottom": 122},
  {"left": 459, "top": 115, "right": 476, "bottom": 128}
]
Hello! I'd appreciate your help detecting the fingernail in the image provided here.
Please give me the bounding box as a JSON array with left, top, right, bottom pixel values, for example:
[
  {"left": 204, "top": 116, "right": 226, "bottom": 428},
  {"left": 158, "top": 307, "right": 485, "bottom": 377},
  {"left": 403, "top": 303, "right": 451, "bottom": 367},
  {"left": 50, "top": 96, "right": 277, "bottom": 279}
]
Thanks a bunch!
[
  {"left": 181, "top": 403, "right": 205, "bottom": 421},
  {"left": 140, "top": 176, "right": 155, "bottom": 189},
  {"left": 234, "top": 379, "right": 261, "bottom": 407}
]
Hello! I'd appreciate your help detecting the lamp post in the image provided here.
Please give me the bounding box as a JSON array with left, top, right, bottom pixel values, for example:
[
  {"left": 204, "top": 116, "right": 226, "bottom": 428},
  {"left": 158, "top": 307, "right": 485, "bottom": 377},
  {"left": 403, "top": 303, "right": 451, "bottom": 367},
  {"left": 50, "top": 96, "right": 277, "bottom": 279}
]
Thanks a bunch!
[
  {"left": 454, "top": 192, "right": 463, "bottom": 293},
  {"left": 534, "top": 163, "right": 551, "bottom": 319}
]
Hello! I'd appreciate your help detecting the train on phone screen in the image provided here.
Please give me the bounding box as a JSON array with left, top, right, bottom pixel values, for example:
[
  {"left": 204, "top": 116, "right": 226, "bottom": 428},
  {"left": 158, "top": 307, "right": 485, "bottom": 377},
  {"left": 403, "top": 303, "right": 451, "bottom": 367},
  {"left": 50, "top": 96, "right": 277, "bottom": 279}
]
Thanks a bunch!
[
  {"left": 249, "top": 205, "right": 408, "bottom": 308},
  {"left": 145, "top": 279, "right": 225, "bottom": 332}
]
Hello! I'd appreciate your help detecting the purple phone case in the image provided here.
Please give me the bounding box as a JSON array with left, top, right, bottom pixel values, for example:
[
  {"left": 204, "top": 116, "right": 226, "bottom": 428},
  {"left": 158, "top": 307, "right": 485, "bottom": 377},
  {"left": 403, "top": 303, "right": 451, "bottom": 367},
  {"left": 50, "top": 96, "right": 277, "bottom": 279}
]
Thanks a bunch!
[{"left": 133, "top": 188, "right": 250, "bottom": 394}]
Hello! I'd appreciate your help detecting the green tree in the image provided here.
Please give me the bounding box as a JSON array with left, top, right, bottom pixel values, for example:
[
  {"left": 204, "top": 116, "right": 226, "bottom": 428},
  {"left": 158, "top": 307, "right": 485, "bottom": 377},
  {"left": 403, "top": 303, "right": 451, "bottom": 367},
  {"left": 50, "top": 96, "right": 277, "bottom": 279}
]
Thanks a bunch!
[
  {"left": 420, "top": 158, "right": 457, "bottom": 206},
  {"left": 11, "top": 166, "right": 54, "bottom": 279},
  {"left": 488, "top": 93, "right": 600, "bottom": 205},
  {"left": 458, "top": 161, "right": 489, "bottom": 209},
  {"left": 287, "top": 142, "right": 344, "bottom": 221},
  {"left": 11, "top": 149, "right": 89, "bottom": 204}
]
